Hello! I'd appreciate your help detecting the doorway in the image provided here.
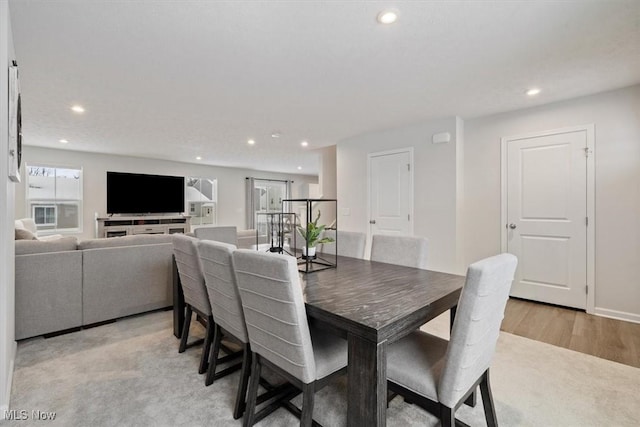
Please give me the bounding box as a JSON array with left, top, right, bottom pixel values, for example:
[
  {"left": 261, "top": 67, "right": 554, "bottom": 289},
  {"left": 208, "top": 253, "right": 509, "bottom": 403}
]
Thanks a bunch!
[
  {"left": 368, "top": 148, "right": 413, "bottom": 243},
  {"left": 501, "top": 125, "right": 594, "bottom": 312}
]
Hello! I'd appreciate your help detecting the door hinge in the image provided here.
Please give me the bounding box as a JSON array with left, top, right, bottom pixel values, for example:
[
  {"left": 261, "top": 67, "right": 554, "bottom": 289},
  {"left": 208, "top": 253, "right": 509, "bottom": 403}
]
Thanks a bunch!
[
  {"left": 586, "top": 217, "right": 589, "bottom": 226},
  {"left": 407, "top": 163, "right": 410, "bottom": 171},
  {"left": 586, "top": 285, "right": 588, "bottom": 295},
  {"left": 408, "top": 214, "right": 410, "bottom": 221},
  {"left": 584, "top": 147, "right": 591, "bottom": 158}
]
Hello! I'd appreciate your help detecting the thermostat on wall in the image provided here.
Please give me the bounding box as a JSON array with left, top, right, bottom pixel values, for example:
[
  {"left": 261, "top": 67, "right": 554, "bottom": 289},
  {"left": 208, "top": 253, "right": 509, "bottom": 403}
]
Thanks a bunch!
[{"left": 432, "top": 132, "right": 451, "bottom": 144}]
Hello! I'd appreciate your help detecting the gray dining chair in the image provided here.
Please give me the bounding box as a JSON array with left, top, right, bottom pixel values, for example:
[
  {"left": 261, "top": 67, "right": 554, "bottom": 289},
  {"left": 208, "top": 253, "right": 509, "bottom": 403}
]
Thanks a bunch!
[
  {"left": 194, "top": 225, "right": 238, "bottom": 245},
  {"left": 320, "top": 230, "right": 366, "bottom": 259},
  {"left": 370, "top": 234, "right": 428, "bottom": 269},
  {"left": 386, "top": 253, "right": 518, "bottom": 427},
  {"left": 197, "top": 239, "right": 250, "bottom": 419},
  {"left": 172, "top": 234, "right": 214, "bottom": 375},
  {"left": 232, "top": 249, "right": 348, "bottom": 427}
]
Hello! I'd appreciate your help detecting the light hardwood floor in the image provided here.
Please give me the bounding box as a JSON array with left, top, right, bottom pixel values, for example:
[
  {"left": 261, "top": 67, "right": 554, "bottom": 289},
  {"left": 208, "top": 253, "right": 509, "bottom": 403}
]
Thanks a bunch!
[{"left": 501, "top": 298, "right": 640, "bottom": 369}]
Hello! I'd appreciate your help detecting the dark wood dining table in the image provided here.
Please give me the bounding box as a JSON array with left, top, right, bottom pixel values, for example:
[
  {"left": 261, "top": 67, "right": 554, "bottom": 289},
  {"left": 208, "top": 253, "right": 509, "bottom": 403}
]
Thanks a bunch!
[
  {"left": 301, "top": 256, "right": 464, "bottom": 426},
  {"left": 173, "top": 255, "right": 465, "bottom": 426}
]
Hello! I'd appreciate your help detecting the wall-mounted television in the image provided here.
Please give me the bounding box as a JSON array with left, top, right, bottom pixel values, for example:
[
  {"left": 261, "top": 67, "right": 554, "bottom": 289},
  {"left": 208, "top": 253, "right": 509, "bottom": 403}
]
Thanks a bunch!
[{"left": 107, "top": 172, "right": 185, "bottom": 215}]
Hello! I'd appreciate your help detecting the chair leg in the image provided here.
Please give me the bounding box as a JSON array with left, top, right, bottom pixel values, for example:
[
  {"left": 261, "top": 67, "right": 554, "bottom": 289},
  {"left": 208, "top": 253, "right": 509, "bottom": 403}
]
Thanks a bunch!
[
  {"left": 300, "top": 382, "right": 315, "bottom": 427},
  {"left": 178, "top": 305, "right": 193, "bottom": 353},
  {"left": 205, "top": 324, "right": 223, "bottom": 385},
  {"left": 440, "top": 403, "right": 455, "bottom": 427},
  {"left": 199, "top": 315, "right": 215, "bottom": 374},
  {"left": 480, "top": 369, "right": 498, "bottom": 427},
  {"left": 243, "top": 353, "right": 261, "bottom": 427},
  {"left": 233, "top": 344, "right": 252, "bottom": 419}
]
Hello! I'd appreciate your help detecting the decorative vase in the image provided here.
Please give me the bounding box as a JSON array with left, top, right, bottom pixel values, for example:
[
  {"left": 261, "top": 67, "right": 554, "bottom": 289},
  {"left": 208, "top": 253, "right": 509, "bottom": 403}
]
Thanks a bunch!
[{"left": 302, "top": 246, "right": 316, "bottom": 259}]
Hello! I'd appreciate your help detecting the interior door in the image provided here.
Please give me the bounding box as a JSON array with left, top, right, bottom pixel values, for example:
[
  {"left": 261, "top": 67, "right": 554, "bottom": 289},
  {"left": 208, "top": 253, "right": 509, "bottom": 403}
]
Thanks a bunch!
[
  {"left": 369, "top": 149, "right": 412, "bottom": 237},
  {"left": 505, "top": 129, "right": 588, "bottom": 309}
]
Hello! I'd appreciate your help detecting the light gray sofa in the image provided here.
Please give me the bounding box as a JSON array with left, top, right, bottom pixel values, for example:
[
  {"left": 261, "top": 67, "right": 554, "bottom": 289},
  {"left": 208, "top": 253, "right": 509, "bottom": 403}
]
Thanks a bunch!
[
  {"left": 15, "top": 234, "right": 174, "bottom": 340},
  {"left": 15, "top": 237, "right": 83, "bottom": 340},
  {"left": 79, "top": 234, "right": 174, "bottom": 325},
  {"left": 194, "top": 225, "right": 265, "bottom": 249}
]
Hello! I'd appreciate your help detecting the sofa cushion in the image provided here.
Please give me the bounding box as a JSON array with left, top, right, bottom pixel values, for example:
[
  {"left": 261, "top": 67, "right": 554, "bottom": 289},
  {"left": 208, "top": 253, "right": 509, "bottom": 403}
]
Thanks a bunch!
[
  {"left": 15, "top": 228, "right": 37, "bottom": 240},
  {"left": 78, "top": 234, "right": 173, "bottom": 250},
  {"left": 15, "top": 218, "right": 38, "bottom": 234},
  {"left": 15, "top": 236, "right": 78, "bottom": 255}
]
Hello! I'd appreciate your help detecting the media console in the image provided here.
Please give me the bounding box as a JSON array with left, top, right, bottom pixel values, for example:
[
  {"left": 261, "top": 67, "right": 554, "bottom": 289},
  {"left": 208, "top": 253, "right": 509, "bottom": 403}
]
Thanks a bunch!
[{"left": 96, "top": 215, "right": 191, "bottom": 238}]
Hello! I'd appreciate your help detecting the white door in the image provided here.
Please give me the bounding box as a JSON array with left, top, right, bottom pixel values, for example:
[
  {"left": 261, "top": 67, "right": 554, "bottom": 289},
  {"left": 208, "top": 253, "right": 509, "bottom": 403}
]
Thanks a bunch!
[
  {"left": 504, "top": 129, "right": 590, "bottom": 309},
  {"left": 369, "top": 149, "right": 413, "bottom": 238}
]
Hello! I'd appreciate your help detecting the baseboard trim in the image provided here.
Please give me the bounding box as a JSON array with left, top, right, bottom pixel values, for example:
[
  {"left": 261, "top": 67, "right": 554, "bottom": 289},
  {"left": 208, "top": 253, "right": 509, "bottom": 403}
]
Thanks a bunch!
[
  {"left": 594, "top": 307, "right": 640, "bottom": 324},
  {"left": 1, "top": 341, "right": 17, "bottom": 419}
]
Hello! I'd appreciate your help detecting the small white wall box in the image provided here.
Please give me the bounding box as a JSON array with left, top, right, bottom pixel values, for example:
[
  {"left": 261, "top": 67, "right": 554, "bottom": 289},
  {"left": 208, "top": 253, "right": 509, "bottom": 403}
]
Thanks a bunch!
[{"left": 432, "top": 132, "right": 451, "bottom": 144}]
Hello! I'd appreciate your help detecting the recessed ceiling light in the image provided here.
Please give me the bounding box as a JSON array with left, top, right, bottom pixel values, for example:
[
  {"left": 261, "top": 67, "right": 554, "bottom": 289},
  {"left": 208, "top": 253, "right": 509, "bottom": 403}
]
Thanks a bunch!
[
  {"left": 526, "top": 88, "right": 541, "bottom": 96},
  {"left": 59, "top": 139, "right": 69, "bottom": 144},
  {"left": 271, "top": 132, "right": 281, "bottom": 139},
  {"left": 247, "top": 139, "right": 255, "bottom": 145},
  {"left": 71, "top": 105, "right": 85, "bottom": 113},
  {"left": 301, "top": 141, "right": 309, "bottom": 147},
  {"left": 377, "top": 10, "right": 398, "bottom": 24},
  {"left": 297, "top": 166, "right": 302, "bottom": 170},
  {"left": 196, "top": 156, "right": 202, "bottom": 160}
]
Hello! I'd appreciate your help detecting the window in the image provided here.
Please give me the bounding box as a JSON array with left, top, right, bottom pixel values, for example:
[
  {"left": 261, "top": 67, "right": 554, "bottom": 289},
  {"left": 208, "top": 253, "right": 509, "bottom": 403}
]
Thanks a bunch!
[
  {"left": 186, "top": 177, "right": 217, "bottom": 227},
  {"left": 32, "top": 205, "right": 56, "bottom": 226},
  {"left": 246, "top": 178, "right": 291, "bottom": 233},
  {"left": 26, "top": 164, "right": 83, "bottom": 234}
]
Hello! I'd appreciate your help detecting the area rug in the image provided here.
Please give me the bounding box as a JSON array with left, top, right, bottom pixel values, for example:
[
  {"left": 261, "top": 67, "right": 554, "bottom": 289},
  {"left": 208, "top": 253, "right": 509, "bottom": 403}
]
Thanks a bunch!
[{"left": 4, "top": 310, "right": 639, "bottom": 426}]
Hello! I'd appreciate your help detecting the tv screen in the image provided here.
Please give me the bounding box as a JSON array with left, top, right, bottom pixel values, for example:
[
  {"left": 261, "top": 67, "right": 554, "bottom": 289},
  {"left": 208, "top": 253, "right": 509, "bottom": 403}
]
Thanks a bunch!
[{"left": 107, "top": 172, "right": 185, "bottom": 214}]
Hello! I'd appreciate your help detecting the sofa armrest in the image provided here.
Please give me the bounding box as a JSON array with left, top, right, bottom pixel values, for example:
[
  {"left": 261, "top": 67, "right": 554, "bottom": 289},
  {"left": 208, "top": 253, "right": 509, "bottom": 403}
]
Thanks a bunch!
[{"left": 15, "top": 251, "right": 83, "bottom": 340}]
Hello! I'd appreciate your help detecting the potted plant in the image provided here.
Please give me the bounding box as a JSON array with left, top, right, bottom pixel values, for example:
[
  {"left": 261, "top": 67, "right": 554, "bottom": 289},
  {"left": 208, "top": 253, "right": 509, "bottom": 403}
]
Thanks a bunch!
[{"left": 297, "top": 210, "right": 334, "bottom": 258}]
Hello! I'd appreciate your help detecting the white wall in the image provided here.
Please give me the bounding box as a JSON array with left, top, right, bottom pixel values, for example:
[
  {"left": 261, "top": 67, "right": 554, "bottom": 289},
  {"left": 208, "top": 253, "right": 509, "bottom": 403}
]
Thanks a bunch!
[
  {"left": 0, "top": 1, "right": 17, "bottom": 414},
  {"left": 16, "top": 147, "right": 318, "bottom": 240},
  {"left": 318, "top": 145, "right": 337, "bottom": 199},
  {"left": 337, "top": 85, "right": 640, "bottom": 322},
  {"left": 464, "top": 85, "right": 640, "bottom": 322},
  {"left": 317, "top": 145, "right": 337, "bottom": 225},
  {"left": 337, "top": 117, "right": 463, "bottom": 273}
]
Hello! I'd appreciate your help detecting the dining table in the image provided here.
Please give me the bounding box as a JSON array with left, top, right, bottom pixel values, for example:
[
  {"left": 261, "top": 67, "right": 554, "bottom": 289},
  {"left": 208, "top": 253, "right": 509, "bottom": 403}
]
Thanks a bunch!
[
  {"left": 173, "top": 255, "right": 465, "bottom": 426},
  {"left": 301, "top": 256, "right": 464, "bottom": 426}
]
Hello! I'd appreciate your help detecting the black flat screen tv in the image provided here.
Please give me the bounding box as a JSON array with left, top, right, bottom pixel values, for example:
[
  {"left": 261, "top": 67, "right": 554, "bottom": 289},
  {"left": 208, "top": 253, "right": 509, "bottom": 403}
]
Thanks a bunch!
[{"left": 107, "top": 171, "right": 185, "bottom": 214}]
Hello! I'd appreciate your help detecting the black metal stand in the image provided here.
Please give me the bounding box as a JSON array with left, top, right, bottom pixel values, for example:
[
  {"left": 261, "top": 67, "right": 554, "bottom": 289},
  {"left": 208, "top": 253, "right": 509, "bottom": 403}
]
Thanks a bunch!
[
  {"left": 283, "top": 198, "right": 337, "bottom": 273},
  {"left": 256, "top": 212, "right": 296, "bottom": 255}
]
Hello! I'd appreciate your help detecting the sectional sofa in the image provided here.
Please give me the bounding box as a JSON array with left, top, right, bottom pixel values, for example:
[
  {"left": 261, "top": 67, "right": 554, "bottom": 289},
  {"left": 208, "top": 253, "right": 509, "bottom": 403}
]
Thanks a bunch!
[
  {"left": 14, "top": 224, "right": 261, "bottom": 340},
  {"left": 15, "top": 234, "right": 175, "bottom": 340}
]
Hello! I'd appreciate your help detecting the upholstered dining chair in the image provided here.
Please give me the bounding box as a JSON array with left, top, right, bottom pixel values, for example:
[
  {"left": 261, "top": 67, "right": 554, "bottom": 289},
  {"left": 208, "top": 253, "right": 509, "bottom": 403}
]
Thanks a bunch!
[
  {"left": 197, "top": 239, "right": 250, "bottom": 419},
  {"left": 172, "top": 234, "right": 214, "bottom": 375},
  {"left": 320, "top": 230, "right": 367, "bottom": 259},
  {"left": 370, "top": 234, "right": 428, "bottom": 269},
  {"left": 386, "top": 253, "right": 518, "bottom": 427},
  {"left": 194, "top": 225, "right": 238, "bottom": 245},
  {"left": 232, "top": 249, "right": 348, "bottom": 427}
]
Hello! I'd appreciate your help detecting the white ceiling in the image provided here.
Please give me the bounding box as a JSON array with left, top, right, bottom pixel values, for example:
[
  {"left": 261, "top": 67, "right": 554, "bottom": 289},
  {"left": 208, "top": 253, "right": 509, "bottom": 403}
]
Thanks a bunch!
[{"left": 9, "top": 0, "right": 640, "bottom": 175}]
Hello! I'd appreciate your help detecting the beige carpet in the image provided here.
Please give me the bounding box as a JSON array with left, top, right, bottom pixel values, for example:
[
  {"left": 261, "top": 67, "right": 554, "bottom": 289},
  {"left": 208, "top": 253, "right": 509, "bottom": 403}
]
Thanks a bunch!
[{"left": 3, "top": 310, "right": 639, "bottom": 426}]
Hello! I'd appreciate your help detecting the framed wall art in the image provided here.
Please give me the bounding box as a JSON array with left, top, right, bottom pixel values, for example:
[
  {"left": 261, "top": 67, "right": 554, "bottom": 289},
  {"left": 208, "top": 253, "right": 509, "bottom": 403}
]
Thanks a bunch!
[{"left": 8, "top": 60, "right": 22, "bottom": 182}]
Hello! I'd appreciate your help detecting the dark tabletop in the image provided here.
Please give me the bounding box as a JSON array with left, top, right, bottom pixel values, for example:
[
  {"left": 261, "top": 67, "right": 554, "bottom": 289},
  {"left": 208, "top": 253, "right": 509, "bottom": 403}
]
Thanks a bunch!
[{"left": 301, "top": 256, "right": 465, "bottom": 342}]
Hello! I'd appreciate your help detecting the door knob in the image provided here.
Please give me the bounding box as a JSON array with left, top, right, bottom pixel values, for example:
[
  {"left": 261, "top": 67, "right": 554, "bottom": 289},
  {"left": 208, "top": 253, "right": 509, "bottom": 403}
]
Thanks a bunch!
[
  {"left": 369, "top": 220, "right": 376, "bottom": 224},
  {"left": 509, "top": 223, "right": 517, "bottom": 229}
]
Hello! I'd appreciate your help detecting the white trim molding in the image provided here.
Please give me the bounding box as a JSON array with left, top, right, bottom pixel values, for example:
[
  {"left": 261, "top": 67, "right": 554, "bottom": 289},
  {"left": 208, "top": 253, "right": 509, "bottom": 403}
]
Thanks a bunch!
[
  {"left": 1, "top": 342, "right": 17, "bottom": 419},
  {"left": 501, "top": 124, "right": 595, "bottom": 314},
  {"left": 594, "top": 308, "right": 640, "bottom": 325}
]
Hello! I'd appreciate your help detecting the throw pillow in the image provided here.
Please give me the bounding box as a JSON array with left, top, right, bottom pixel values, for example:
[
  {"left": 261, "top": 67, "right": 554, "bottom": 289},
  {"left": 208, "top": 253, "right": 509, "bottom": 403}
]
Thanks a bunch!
[{"left": 15, "top": 228, "right": 38, "bottom": 240}]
